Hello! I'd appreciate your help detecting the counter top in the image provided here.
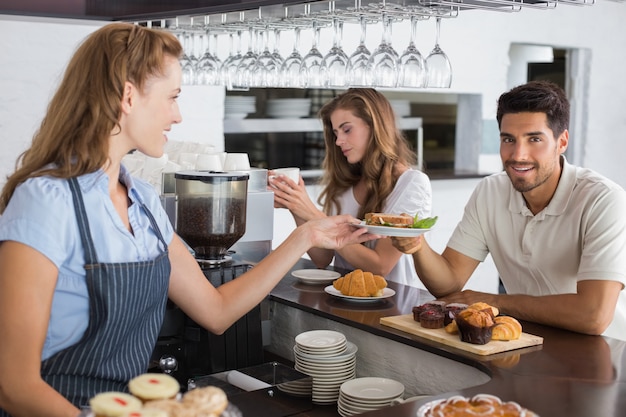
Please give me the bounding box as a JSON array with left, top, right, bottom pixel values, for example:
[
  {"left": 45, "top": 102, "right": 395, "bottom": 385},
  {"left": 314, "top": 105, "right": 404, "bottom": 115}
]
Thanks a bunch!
[{"left": 267, "top": 259, "right": 626, "bottom": 417}]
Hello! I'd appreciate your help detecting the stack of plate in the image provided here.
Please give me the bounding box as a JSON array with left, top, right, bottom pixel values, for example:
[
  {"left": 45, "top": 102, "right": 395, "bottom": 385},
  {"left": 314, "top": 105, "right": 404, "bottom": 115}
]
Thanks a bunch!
[
  {"left": 389, "top": 99, "right": 411, "bottom": 118},
  {"left": 266, "top": 98, "right": 312, "bottom": 119},
  {"left": 225, "top": 96, "right": 256, "bottom": 119},
  {"left": 337, "top": 377, "right": 405, "bottom": 417},
  {"left": 292, "top": 330, "right": 357, "bottom": 405}
]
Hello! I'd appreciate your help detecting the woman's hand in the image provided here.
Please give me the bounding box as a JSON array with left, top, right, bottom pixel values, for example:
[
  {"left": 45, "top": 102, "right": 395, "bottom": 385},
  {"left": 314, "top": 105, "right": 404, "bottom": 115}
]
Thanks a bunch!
[
  {"left": 304, "top": 214, "right": 380, "bottom": 250},
  {"left": 390, "top": 235, "right": 423, "bottom": 254},
  {"left": 268, "top": 174, "right": 323, "bottom": 222}
]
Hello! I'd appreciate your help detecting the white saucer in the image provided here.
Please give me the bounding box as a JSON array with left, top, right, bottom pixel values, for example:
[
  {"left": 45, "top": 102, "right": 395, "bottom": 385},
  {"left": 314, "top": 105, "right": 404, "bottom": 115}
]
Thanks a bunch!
[
  {"left": 295, "top": 330, "right": 346, "bottom": 350},
  {"left": 292, "top": 269, "right": 341, "bottom": 284},
  {"left": 340, "top": 377, "right": 405, "bottom": 401}
]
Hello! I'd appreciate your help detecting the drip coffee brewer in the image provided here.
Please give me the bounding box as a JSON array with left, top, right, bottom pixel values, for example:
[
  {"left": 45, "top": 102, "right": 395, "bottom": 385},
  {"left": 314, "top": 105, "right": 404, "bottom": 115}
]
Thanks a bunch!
[{"left": 174, "top": 170, "right": 249, "bottom": 265}]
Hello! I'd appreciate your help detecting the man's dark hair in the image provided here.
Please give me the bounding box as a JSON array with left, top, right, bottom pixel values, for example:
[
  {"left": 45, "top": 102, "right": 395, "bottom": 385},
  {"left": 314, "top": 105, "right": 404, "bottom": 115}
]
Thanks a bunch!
[{"left": 496, "top": 80, "right": 570, "bottom": 137}]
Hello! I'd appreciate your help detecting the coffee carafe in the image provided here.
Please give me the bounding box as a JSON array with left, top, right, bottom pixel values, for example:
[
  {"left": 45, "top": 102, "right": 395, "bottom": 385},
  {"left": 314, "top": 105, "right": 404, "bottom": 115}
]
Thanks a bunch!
[{"left": 174, "top": 171, "right": 249, "bottom": 262}]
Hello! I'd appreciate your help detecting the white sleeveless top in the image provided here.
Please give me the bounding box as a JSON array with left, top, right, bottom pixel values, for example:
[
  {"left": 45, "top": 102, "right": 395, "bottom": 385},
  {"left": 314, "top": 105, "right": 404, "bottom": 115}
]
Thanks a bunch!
[{"left": 331, "top": 169, "right": 432, "bottom": 287}]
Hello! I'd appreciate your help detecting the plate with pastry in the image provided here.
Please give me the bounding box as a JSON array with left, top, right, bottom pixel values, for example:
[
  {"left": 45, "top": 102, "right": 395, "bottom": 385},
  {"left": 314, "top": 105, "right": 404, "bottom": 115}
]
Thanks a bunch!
[
  {"left": 417, "top": 394, "right": 538, "bottom": 417},
  {"left": 292, "top": 269, "right": 341, "bottom": 285},
  {"left": 325, "top": 285, "right": 396, "bottom": 302},
  {"left": 354, "top": 213, "right": 438, "bottom": 237},
  {"left": 327, "top": 269, "right": 395, "bottom": 302}
]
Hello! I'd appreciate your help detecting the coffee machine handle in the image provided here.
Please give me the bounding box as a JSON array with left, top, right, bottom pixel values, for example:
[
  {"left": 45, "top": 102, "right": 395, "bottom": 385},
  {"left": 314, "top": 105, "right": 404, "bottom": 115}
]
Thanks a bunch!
[{"left": 159, "top": 354, "right": 179, "bottom": 374}]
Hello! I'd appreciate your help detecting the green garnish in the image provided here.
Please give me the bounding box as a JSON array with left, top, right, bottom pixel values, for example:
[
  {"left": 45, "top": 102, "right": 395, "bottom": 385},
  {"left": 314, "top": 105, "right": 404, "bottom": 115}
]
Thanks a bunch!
[{"left": 412, "top": 214, "right": 438, "bottom": 229}]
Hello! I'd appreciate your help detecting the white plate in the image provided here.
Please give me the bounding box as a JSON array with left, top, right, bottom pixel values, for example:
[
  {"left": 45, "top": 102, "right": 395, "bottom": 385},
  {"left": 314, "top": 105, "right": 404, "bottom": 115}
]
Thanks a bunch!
[
  {"left": 294, "top": 341, "right": 358, "bottom": 363},
  {"left": 295, "top": 344, "right": 346, "bottom": 356},
  {"left": 295, "top": 362, "right": 356, "bottom": 376},
  {"left": 295, "top": 330, "right": 346, "bottom": 349},
  {"left": 292, "top": 269, "right": 341, "bottom": 285},
  {"left": 354, "top": 221, "right": 432, "bottom": 237},
  {"left": 224, "top": 112, "right": 248, "bottom": 120},
  {"left": 340, "top": 377, "right": 405, "bottom": 401},
  {"left": 324, "top": 286, "right": 396, "bottom": 302}
]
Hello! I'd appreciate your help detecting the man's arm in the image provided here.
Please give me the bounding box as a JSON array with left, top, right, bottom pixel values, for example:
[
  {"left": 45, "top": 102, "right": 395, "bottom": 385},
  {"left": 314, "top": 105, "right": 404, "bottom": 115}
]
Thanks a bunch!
[
  {"left": 391, "top": 236, "right": 480, "bottom": 297},
  {"left": 439, "top": 280, "right": 622, "bottom": 336}
]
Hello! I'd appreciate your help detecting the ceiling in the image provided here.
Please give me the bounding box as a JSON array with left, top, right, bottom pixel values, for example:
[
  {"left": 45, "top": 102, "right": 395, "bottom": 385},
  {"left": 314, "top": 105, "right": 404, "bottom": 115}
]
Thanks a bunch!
[{"left": 0, "top": 0, "right": 305, "bottom": 21}]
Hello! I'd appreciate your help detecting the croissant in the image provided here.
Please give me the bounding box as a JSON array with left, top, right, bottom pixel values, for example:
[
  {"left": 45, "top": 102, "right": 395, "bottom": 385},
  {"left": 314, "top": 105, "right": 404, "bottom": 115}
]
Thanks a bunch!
[
  {"left": 332, "top": 269, "right": 387, "bottom": 297},
  {"left": 492, "top": 316, "right": 522, "bottom": 340},
  {"left": 467, "top": 302, "right": 499, "bottom": 317}
]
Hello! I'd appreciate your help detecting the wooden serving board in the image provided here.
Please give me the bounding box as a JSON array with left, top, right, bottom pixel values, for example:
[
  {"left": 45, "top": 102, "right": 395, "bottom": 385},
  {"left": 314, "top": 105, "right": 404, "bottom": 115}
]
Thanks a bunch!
[{"left": 380, "top": 314, "right": 543, "bottom": 356}]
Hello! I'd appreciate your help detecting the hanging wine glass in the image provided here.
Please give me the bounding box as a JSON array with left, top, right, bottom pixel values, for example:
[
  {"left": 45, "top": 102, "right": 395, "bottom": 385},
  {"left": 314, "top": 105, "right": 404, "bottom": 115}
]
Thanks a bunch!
[
  {"left": 321, "top": 16, "right": 349, "bottom": 88},
  {"left": 252, "top": 25, "right": 281, "bottom": 87},
  {"left": 300, "top": 20, "right": 326, "bottom": 88},
  {"left": 368, "top": 13, "right": 399, "bottom": 88},
  {"left": 196, "top": 31, "right": 222, "bottom": 86},
  {"left": 221, "top": 30, "right": 243, "bottom": 89},
  {"left": 235, "top": 25, "right": 259, "bottom": 88},
  {"left": 348, "top": 14, "right": 372, "bottom": 87},
  {"left": 398, "top": 15, "right": 427, "bottom": 88},
  {"left": 426, "top": 17, "right": 452, "bottom": 88},
  {"left": 180, "top": 31, "right": 198, "bottom": 85},
  {"left": 281, "top": 26, "right": 304, "bottom": 88},
  {"left": 271, "top": 27, "right": 284, "bottom": 71}
]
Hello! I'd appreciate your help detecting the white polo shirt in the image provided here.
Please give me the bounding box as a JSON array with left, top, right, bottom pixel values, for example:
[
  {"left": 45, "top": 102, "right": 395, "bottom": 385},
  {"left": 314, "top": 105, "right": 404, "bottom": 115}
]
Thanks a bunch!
[{"left": 448, "top": 157, "right": 626, "bottom": 341}]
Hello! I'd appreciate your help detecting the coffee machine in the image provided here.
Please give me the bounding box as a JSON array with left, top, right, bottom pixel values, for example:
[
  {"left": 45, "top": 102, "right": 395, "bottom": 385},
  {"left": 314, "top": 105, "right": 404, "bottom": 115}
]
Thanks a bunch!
[{"left": 155, "top": 168, "right": 274, "bottom": 386}]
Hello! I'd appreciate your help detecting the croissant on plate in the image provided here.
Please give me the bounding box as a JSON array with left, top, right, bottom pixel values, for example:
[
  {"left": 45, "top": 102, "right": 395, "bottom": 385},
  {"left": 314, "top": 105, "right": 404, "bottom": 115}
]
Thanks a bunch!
[{"left": 332, "top": 269, "right": 387, "bottom": 297}]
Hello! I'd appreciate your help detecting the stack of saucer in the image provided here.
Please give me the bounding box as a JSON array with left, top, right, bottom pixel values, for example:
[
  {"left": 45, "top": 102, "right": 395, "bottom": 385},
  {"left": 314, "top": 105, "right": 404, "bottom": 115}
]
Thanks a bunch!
[
  {"left": 389, "top": 99, "right": 411, "bottom": 118},
  {"left": 266, "top": 98, "right": 311, "bottom": 119},
  {"left": 224, "top": 96, "right": 256, "bottom": 119},
  {"left": 337, "top": 377, "right": 405, "bottom": 417},
  {"left": 292, "top": 330, "right": 357, "bottom": 405}
]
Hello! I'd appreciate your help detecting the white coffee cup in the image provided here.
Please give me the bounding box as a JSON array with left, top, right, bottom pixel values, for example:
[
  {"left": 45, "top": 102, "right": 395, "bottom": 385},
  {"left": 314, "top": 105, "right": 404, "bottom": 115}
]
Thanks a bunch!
[
  {"left": 270, "top": 167, "right": 300, "bottom": 184},
  {"left": 177, "top": 152, "right": 198, "bottom": 170},
  {"left": 196, "top": 153, "right": 223, "bottom": 171},
  {"left": 223, "top": 153, "right": 251, "bottom": 171},
  {"left": 142, "top": 153, "right": 168, "bottom": 177}
]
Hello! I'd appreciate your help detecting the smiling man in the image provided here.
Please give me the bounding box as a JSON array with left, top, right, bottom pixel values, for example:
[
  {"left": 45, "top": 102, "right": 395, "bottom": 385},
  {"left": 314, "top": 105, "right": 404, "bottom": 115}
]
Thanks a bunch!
[{"left": 391, "top": 81, "right": 626, "bottom": 341}]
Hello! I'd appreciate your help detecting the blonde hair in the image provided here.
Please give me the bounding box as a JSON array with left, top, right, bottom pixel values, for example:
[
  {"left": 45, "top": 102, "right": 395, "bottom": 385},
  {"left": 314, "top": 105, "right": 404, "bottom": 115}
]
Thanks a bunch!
[
  {"left": 317, "top": 88, "right": 417, "bottom": 219},
  {"left": 0, "top": 23, "right": 182, "bottom": 212}
]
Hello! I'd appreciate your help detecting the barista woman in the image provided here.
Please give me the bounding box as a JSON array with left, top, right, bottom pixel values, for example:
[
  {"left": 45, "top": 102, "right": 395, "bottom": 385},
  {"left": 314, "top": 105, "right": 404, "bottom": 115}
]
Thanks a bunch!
[
  {"left": 0, "top": 23, "right": 377, "bottom": 417},
  {"left": 269, "top": 88, "right": 432, "bottom": 287}
]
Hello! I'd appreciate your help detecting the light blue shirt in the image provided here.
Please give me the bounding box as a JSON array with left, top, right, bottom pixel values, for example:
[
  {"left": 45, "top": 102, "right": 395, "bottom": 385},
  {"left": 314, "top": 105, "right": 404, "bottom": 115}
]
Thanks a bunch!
[{"left": 0, "top": 166, "right": 174, "bottom": 360}]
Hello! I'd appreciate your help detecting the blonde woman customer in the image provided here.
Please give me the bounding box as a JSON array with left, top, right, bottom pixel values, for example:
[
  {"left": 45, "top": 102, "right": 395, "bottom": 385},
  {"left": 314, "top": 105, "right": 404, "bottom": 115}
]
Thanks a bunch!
[{"left": 269, "top": 88, "right": 432, "bottom": 287}]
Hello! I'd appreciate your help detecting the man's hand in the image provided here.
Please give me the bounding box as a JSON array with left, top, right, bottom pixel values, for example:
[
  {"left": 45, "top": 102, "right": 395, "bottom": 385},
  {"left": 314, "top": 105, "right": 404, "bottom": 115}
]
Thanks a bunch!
[{"left": 390, "top": 235, "right": 423, "bottom": 254}]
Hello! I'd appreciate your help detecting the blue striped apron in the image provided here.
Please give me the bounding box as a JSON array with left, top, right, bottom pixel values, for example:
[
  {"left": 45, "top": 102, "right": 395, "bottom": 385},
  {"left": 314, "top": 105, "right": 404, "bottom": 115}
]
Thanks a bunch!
[{"left": 0, "top": 178, "right": 171, "bottom": 415}]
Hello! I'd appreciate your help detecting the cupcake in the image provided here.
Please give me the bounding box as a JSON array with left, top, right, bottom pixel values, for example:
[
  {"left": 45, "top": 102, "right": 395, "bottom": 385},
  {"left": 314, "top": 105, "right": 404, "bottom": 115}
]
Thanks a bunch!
[
  {"left": 128, "top": 373, "right": 180, "bottom": 402},
  {"left": 419, "top": 310, "right": 445, "bottom": 329},
  {"left": 89, "top": 392, "right": 142, "bottom": 417},
  {"left": 412, "top": 300, "right": 447, "bottom": 321},
  {"left": 443, "top": 303, "right": 468, "bottom": 326},
  {"left": 455, "top": 308, "right": 496, "bottom": 345}
]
